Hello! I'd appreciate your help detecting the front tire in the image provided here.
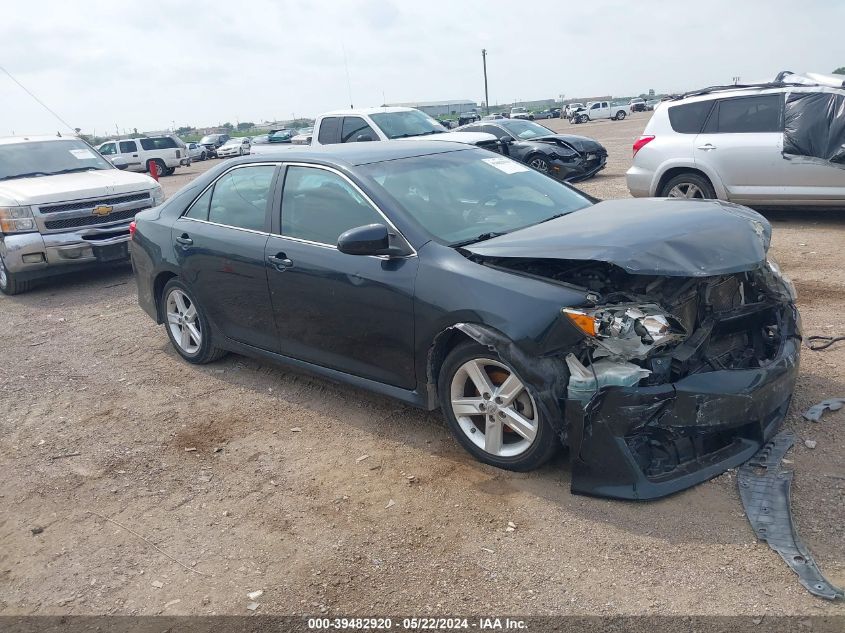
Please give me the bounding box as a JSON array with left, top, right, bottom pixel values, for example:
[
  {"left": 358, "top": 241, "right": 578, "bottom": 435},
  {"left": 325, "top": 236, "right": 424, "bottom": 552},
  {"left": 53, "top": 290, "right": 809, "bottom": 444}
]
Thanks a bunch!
[
  {"left": 0, "top": 254, "right": 32, "bottom": 295},
  {"left": 527, "top": 154, "right": 551, "bottom": 174},
  {"left": 200, "top": 151, "right": 207, "bottom": 161},
  {"left": 438, "top": 342, "right": 559, "bottom": 472},
  {"left": 659, "top": 172, "right": 716, "bottom": 199},
  {"left": 161, "top": 279, "right": 226, "bottom": 364}
]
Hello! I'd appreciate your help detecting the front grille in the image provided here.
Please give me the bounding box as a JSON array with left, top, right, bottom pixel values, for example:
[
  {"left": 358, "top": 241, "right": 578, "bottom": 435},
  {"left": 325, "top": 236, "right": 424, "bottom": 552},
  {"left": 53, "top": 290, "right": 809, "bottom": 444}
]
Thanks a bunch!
[
  {"left": 44, "top": 208, "right": 141, "bottom": 230},
  {"left": 39, "top": 192, "right": 151, "bottom": 214}
]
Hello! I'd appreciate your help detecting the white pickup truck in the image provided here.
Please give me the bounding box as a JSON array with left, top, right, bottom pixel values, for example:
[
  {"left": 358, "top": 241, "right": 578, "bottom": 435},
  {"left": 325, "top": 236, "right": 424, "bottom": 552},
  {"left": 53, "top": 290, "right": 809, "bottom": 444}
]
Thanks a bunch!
[
  {"left": 309, "top": 107, "right": 498, "bottom": 149},
  {"left": 569, "top": 101, "right": 631, "bottom": 124},
  {"left": 0, "top": 135, "right": 163, "bottom": 294}
]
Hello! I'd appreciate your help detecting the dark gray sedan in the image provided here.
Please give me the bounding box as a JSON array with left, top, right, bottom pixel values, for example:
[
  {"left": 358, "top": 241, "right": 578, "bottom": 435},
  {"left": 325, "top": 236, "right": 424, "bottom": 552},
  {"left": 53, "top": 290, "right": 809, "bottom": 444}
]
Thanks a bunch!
[{"left": 129, "top": 142, "right": 800, "bottom": 499}]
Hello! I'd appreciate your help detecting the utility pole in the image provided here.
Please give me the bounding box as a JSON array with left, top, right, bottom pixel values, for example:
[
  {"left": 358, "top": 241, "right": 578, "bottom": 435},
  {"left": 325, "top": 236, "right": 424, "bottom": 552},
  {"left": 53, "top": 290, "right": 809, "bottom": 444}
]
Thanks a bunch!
[{"left": 482, "top": 49, "right": 490, "bottom": 115}]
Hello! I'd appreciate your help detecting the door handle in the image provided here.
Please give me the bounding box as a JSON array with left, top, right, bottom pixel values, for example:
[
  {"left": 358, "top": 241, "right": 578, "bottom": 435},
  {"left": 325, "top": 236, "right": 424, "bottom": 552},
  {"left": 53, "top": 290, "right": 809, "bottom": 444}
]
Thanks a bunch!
[
  {"left": 697, "top": 144, "right": 717, "bottom": 151},
  {"left": 175, "top": 234, "right": 193, "bottom": 247},
  {"left": 267, "top": 253, "right": 293, "bottom": 271}
]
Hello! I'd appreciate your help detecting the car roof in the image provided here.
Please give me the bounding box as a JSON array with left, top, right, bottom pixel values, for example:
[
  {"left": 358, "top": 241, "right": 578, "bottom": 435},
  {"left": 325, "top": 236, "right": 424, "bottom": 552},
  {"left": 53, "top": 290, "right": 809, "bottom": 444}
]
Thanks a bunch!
[
  {"left": 322, "top": 106, "right": 417, "bottom": 116},
  {"left": 0, "top": 135, "right": 81, "bottom": 146},
  {"left": 232, "top": 140, "right": 472, "bottom": 167}
]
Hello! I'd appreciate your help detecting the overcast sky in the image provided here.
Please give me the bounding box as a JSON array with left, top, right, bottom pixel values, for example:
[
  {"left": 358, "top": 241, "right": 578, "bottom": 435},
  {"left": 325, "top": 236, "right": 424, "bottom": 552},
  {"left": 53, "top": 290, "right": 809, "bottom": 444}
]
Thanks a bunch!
[{"left": 2, "top": 0, "right": 842, "bottom": 136}]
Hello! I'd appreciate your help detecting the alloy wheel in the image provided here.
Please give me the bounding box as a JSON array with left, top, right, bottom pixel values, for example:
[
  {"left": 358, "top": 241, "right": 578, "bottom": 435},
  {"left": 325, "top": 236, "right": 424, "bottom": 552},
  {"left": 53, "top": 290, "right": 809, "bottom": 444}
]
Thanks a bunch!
[
  {"left": 529, "top": 156, "right": 550, "bottom": 173},
  {"left": 166, "top": 288, "right": 202, "bottom": 354},
  {"left": 667, "top": 182, "right": 705, "bottom": 198},
  {"left": 449, "top": 358, "right": 538, "bottom": 458}
]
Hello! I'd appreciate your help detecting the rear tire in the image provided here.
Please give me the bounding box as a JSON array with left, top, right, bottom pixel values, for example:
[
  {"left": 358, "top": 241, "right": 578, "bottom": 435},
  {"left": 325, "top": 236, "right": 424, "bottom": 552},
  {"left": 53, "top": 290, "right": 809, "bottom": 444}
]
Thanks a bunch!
[
  {"left": 438, "top": 342, "right": 559, "bottom": 472},
  {"left": 659, "top": 172, "right": 716, "bottom": 199},
  {"left": 161, "top": 279, "right": 226, "bottom": 364},
  {"left": 615, "top": 110, "right": 626, "bottom": 120},
  {"left": 0, "top": 254, "right": 32, "bottom": 295}
]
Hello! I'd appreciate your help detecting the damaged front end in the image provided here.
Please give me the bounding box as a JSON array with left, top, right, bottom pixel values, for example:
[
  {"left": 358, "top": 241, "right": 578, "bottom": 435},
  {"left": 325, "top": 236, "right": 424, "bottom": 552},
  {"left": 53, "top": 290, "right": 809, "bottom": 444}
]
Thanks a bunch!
[{"left": 487, "top": 255, "right": 801, "bottom": 500}]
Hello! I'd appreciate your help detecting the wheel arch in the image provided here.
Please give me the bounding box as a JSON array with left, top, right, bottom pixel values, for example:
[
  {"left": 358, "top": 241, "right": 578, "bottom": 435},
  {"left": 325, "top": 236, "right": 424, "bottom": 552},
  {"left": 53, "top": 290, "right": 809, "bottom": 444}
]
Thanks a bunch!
[
  {"left": 153, "top": 270, "right": 179, "bottom": 323},
  {"left": 654, "top": 165, "right": 725, "bottom": 199}
]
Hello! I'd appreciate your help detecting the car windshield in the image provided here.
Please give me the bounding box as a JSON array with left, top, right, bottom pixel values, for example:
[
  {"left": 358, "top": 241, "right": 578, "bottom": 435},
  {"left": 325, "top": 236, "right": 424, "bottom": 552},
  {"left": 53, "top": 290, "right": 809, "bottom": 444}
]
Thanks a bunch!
[
  {"left": 361, "top": 149, "right": 592, "bottom": 245},
  {"left": 499, "top": 120, "right": 553, "bottom": 140},
  {"left": 0, "top": 139, "right": 113, "bottom": 181},
  {"left": 222, "top": 138, "right": 241, "bottom": 146},
  {"left": 200, "top": 135, "right": 219, "bottom": 144},
  {"left": 270, "top": 131, "right": 291, "bottom": 141},
  {"left": 252, "top": 135, "right": 269, "bottom": 144},
  {"left": 369, "top": 110, "right": 447, "bottom": 139}
]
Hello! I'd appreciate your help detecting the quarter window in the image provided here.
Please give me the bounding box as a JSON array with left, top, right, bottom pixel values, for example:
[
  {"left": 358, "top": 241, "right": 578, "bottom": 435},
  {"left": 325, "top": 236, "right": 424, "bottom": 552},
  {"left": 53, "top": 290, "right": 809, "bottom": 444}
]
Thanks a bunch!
[
  {"left": 668, "top": 100, "right": 714, "bottom": 134},
  {"left": 713, "top": 95, "right": 783, "bottom": 133},
  {"left": 281, "top": 166, "right": 383, "bottom": 246},
  {"left": 185, "top": 187, "right": 213, "bottom": 220},
  {"left": 341, "top": 117, "right": 378, "bottom": 143},
  {"left": 205, "top": 165, "right": 275, "bottom": 231}
]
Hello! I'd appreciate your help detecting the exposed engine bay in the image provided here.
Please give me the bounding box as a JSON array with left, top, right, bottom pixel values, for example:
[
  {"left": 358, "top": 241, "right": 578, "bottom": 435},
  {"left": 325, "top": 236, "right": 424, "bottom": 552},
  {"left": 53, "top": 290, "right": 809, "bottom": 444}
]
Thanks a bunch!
[
  {"left": 485, "top": 257, "right": 793, "bottom": 381},
  {"left": 472, "top": 255, "right": 801, "bottom": 500}
]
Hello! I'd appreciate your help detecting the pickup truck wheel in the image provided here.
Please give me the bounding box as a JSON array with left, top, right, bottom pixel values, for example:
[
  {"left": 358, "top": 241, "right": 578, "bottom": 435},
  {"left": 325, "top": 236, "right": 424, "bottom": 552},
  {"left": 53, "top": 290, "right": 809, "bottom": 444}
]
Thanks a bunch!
[
  {"left": 0, "top": 254, "right": 32, "bottom": 295},
  {"left": 615, "top": 111, "right": 626, "bottom": 120},
  {"left": 660, "top": 173, "right": 716, "bottom": 199},
  {"left": 439, "top": 342, "right": 559, "bottom": 471},
  {"left": 162, "top": 279, "right": 227, "bottom": 364},
  {"left": 200, "top": 151, "right": 207, "bottom": 160},
  {"left": 577, "top": 114, "right": 588, "bottom": 124}
]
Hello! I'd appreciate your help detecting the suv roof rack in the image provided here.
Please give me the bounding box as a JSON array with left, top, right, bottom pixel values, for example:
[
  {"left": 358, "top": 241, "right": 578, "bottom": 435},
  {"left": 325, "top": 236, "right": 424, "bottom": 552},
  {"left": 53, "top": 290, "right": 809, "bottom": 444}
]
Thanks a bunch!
[{"left": 667, "top": 71, "right": 844, "bottom": 102}]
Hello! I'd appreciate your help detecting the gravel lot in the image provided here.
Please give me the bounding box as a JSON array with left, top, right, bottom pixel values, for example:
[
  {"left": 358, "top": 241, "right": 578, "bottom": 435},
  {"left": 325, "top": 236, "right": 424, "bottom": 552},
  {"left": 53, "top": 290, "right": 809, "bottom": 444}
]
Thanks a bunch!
[{"left": 1, "top": 113, "right": 843, "bottom": 617}]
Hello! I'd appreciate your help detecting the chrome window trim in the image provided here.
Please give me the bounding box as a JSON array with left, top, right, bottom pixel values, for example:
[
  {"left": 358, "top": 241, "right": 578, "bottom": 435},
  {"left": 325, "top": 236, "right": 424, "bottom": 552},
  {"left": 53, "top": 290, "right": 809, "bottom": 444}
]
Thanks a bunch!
[
  {"left": 178, "top": 216, "right": 270, "bottom": 236},
  {"left": 277, "top": 161, "right": 417, "bottom": 257}
]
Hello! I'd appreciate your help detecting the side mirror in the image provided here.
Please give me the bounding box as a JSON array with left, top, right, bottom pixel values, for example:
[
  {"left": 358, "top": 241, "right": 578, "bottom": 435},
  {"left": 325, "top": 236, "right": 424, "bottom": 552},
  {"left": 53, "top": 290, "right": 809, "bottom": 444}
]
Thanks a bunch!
[
  {"left": 110, "top": 157, "right": 129, "bottom": 170},
  {"left": 356, "top": 134, "right": 375, "bottom": 142},
  {"left": 337, "top": 224, "right": 407, "bottom": 257}
]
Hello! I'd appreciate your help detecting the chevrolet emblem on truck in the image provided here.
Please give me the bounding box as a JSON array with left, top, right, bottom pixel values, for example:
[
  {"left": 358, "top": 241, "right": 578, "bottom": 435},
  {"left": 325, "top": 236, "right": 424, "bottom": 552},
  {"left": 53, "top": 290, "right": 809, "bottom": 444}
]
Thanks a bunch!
[{"left": 92, "top": 205, "right": 113, "bottom": 217}]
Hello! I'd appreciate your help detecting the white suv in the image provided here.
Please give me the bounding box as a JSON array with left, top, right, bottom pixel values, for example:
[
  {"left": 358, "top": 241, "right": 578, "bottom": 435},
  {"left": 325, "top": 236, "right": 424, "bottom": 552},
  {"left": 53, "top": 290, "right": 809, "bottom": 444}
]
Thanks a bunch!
[
  {"left": 97, "top": 135, "right": 189, "bottom": 177},
  {"left": 0, "top": 136, "right": 163, "bottom": 294},
  {"left": 627, "top": 72, "right": 845, "bottom": 206}
]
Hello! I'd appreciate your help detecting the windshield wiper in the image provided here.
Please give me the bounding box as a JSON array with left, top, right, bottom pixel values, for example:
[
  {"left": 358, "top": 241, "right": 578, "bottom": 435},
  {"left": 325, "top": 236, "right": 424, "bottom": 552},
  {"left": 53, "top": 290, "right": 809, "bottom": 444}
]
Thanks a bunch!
[
  {"left": 1, "top": 167, "right": 104, "bottom": 181},
  {"left": 451, "top": 231, "right": 510, "bottom": 248}
]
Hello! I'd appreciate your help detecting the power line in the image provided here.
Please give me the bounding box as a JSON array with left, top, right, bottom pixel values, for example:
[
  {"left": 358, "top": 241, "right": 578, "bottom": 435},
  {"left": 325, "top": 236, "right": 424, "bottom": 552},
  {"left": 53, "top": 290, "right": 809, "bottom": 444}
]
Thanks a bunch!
[{"left": 0, "top": 65, "right": 75, "bottom": 132}]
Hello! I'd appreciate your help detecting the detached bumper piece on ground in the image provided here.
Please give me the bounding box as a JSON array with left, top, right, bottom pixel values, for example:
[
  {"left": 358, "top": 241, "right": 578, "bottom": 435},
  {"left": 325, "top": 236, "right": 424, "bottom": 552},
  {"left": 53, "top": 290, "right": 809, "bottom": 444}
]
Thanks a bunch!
[{"left": 738, "top": 431, "right": 844, "bottom": 601}]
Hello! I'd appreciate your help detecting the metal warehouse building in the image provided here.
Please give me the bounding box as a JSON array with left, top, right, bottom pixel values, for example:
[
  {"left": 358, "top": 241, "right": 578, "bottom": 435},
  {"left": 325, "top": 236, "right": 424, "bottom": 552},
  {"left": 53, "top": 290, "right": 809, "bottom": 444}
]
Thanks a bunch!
[{"left": 386, "top": 100, "right": 477, "bottom": 116}]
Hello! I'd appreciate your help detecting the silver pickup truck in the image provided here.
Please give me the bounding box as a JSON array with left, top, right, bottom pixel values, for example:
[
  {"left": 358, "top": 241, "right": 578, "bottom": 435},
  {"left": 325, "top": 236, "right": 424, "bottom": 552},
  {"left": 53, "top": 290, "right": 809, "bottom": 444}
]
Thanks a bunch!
[{"left": 0, "top": 135, "right": 164, "bottom": 295}]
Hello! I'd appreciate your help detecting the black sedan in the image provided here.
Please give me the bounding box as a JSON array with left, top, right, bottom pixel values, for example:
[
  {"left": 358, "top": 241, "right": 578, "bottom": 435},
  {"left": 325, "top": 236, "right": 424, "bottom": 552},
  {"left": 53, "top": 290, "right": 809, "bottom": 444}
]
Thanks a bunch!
[
  {"left": 457, "top": 119, "right": 607, "bottom": 182},
  {"left": 130, "top": 142, "right": 800, "bottom": 500}
]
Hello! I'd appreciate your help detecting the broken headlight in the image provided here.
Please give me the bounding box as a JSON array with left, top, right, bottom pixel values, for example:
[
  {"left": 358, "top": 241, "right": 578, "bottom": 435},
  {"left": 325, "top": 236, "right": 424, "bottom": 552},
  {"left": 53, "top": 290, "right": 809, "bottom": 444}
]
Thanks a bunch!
[
  {"left": 766, "top": 256, "right": 797, "bottom": 301},
  {"left": 563, "top": 304, "right": 685, "bottom": 360}
]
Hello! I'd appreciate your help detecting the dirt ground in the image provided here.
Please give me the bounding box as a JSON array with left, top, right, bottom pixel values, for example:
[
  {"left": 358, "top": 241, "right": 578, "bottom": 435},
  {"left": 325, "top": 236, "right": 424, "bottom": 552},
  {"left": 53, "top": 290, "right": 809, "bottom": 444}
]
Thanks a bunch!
[{"left": 1, "top": 113, "right": 843, "bottom": 617}]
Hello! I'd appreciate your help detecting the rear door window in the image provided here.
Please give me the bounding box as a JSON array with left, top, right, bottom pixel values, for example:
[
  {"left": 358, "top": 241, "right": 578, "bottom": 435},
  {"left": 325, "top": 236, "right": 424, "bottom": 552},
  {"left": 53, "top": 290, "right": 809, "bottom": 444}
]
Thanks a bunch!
[
  {"left": 206, "top": 165, "right": 276, "bottom": 231},
  {"left": 317, "top": 117, "right": 342, "bottom": 145},
  {"left": 119, "top": 141, "right": 137, "bottom": 153},
  {"left": 668, "top": 100, "right": 715, "bottom": 133},
  {"left": 710, "top": 95, "right": 783, "bottom": 133}
]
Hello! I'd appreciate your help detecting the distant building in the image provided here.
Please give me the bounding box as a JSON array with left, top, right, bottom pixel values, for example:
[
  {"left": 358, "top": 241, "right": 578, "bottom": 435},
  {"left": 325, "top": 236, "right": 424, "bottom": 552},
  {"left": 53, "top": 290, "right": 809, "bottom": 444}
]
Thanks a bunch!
[{"left": 386, "top": 100, "right": 478, "bottom": 116}]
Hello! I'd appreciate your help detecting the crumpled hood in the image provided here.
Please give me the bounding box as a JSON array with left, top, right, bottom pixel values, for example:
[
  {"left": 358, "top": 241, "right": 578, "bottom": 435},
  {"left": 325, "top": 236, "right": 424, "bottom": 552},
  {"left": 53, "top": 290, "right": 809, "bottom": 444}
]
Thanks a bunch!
[
  {"left": 465, "top": 198, "right": 771, "bottom": 277},
  {"left": 534, "top": 134, "right": 605, "bottom": 153}
]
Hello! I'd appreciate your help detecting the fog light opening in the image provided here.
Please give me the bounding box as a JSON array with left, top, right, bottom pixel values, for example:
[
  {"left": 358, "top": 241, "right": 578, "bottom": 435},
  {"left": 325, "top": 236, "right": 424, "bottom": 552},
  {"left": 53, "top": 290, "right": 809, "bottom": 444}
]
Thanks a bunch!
[{"left": 21, "top": 253, "right": 46, "bottom": 264}]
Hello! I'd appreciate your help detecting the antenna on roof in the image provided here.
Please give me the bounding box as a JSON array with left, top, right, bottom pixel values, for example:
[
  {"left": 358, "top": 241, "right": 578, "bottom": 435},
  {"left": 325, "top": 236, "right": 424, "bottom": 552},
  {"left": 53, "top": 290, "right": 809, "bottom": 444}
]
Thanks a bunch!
[
  {"left": 342, "top": 43, "right": 353, "bottom": 109},
  {"left": 0, "top": 65, "right": 76, "bottom": 133}
]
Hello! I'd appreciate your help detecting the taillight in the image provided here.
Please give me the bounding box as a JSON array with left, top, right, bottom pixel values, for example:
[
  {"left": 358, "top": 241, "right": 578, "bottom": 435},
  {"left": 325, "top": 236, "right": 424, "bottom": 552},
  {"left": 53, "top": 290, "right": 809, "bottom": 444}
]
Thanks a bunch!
[
  {"left": 632, "top": 135, "right": 655, "bottom": 157},
  {"left": 129, "top": 221, "right": 136, "bottom": 240}
]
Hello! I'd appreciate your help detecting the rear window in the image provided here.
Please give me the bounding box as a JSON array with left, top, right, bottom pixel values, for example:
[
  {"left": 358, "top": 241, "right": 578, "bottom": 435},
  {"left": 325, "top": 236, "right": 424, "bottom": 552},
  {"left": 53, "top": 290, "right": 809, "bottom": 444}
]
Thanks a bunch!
[
  {"left": 140, "top": 137, "right": 178, "bottom": 150},
  {"left": 668, "top": 100, "right": 714, "bottom": 133}
]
